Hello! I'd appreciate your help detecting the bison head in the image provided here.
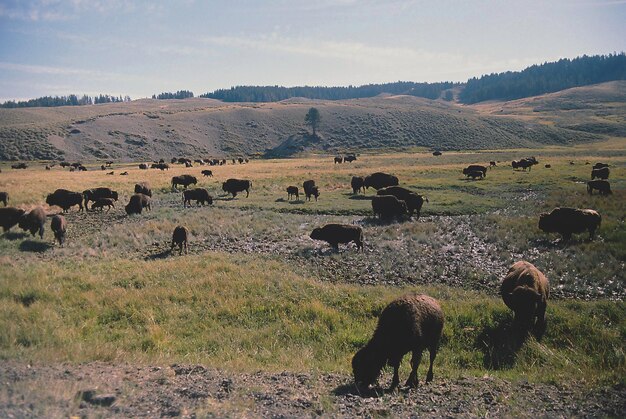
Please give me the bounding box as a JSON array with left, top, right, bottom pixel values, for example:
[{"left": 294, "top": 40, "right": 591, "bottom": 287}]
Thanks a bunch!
[
  {"left": 45, "top": 194, "right": 55, "bottom": 206},
  {"left": 508, "top": 286, "right": 543, "bottom": 327},
  {"left": 310, "top": 228, "right": 323, "bottom": 241},
  {"left": 221, "top": 182, "right": 228, "bottom": 192},
  {"left": 352, "top": 344, "right": 385, "bottom": 389},
  {"left": 538, "top": 213, "right": 554, "bottom": 233}
]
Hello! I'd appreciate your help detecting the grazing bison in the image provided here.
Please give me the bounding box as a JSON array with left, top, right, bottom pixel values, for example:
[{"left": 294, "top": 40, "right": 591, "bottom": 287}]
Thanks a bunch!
[
  {"left": 172, "top": 175, "right": 198, "bottom": 189},
  {"left": 501, "top": 261, "right": 549, "bottom": 333},
  {"left": 51, "top": 215, "right": 67, "bottom": 246},
  {"left": 105, "top": 161, "right": 113, "bottom": 167},
  {"left": 171, "top": 226, "right": 189, "bottom": 255},
  {"left": 512, "top": 159, "right": 534, "bottom": 171},
  {"left": 18, "top": 206, "right": 46, "bottom": 239},
  {"left": 286, "top": 186, "right": 299, "bottom": 201},
  {"left": 489, "top": 161, "right": 497, "bottom": 168},
  {"left": 91, "top": 198, "right": 116, "bottom": 211},
  {"left": 303, "top": 180, "right": 320, "bottom": 201},
  {"left": 371, "top": 195, "right": 408, "bottom": 220},
  {"left": 46, "top": 189, "right": 84, "bottom": 212},
  {"left": 538, "top": 207, "right": 601, "bottom": 241},
  {"left": 587, "top": 180, "right": 612, "bottom": 196},
  {"left": 120, "top": 171, "right": 128, "bottom": 175},
  {"left": 83, "top": 187, "right": 119, "bottom": 208},
  {"left": 593, "top": 163, "right": 609, "bottom": 170},
  {"left": 11, "top": 163, "right": 28, "bottom": 169},
  {"left": 463, "top": 165, "right": 487, "bottom": 177},
  {"left": 432, "top": 151, "right": 442, "bottom": 156},
  {"left": 591, "top": 167, "right": 609, "bottom": 180},
  {"left": 201, "top": 170, "right": 213, "bottom": 177},
  {"left": 310, "top": 224, "right": 363, "bottom": 251},
  {"left": 183, "top": 188, "right": 213, "bottom": 207},
  {"left": 134, "top": 183, "right": 152, "bottom": 197},
  {"left": 106, "top": 171, "right": 114, "bottom": 175},
  {"left": 344, "top": 154, "right": 357, "bottom": 163},
  {"left": 465, "top": 170, "right": 484, "bottom": 180},
  {"left": 222, "top": 179, "right": 252, "bottom": 198},
  {"left": 125, "top": 193, "right": 151, "bottom": 215},
  {"left": 334, "top": 156, "right": 343, "bottom": 164},
  {"left": 351, "top": 176, "right": 365, "bottom": 194},
  {"left": 377, "top": 186, "right": 428, "bottom": 218},
  {"left": 139, "top": 163, "right": 148, "bottom": 169},
  {"left": 0, "top": 207, "right": 26, "bottom": 232},
  {"left": 352, "top": 294, "right": 444, "bottom": 390},
  {"left": 364, "top": 172, "right": 399, "bottom": 190},
  {"left": 544, "top": 164, "right": 551, "bottom": 168},
  {"left": 59, "top": 162, "right": 71, "bottom": 168},
  {"left": 0, "top": 192, "right": 8, "bottom": 206}
]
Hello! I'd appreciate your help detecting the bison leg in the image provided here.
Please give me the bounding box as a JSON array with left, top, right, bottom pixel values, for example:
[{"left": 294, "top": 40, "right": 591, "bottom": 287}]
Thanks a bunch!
[
  {"left": 38, "top": 226, "right": 44, "bottom": 239},
  {"left": 405, "top": 349, "right": 422, "bottom": 388},
  {"left": 389, "top": 355, "right": 402, "bottom": 391},
  {"left": 245, "top": 188, "right": 249, "bottom": 198},
  {"left": 534, "top": 301, "right": 547, "bottom": 339},
  {"left": 426, "top": 343, "right": 438, "bottom": 383}
]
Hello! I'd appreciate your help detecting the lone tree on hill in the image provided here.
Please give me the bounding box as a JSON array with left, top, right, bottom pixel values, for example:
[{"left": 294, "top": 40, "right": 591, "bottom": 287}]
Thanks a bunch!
[{"left": 305, "top": 107, "right": 321, "bottom": 137}]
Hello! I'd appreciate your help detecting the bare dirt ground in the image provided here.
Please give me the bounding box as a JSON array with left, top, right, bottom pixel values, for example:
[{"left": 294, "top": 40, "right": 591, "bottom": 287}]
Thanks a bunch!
[{"left": 1, "top": 361, "right": 624, "bottom": 418}]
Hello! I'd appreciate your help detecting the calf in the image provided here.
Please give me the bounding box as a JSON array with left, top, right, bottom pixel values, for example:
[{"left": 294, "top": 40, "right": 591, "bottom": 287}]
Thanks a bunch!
[
  {"left": 171, "top": 226, "right": 189, "bottom": 255},
  {"left": 286, "top": 186, "right": 299, "bottom": 200},
  {"left": 91, "top": 198, "right": 116, "bottom": 211},
  {"left": 51, "top": 215, "right": 67, "bottom": 246}
]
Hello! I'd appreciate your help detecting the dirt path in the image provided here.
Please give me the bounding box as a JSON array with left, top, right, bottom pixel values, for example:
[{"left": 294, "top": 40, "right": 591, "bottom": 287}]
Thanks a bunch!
[{"left": 1, "top": 361, "right": 624, "bottom": 418}]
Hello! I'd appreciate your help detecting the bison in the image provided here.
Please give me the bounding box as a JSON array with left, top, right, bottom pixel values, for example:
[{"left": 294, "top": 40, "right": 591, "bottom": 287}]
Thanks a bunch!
[
  {"left": 371, "top": 195, "right": 408, "bottom": 220},
  {"left": 171, "top": 226, "right": 189, "bottom": 255},
  {"left": 0, "top": 192, "right": 8, "bottom": 206},
  {"left": 46, "top": 189, "right": 84, "bottom": 212},
  {"left": 172, "top": 175, "right": 198, "bottom": 189},
  {"left": 538, "top": 207, "right": 601, "bottom": 241},
  {"left": 512, "top": 159, "right": 534, "bottom": 171},
  {"left": 0, "top": 207, "right": 26, "bottom": 232},
  {"left": 139, "top": 163, "right": 148, "bottom": 170},
  {"left": 201, "top": 170, "right": 213, "bottom": 177},
  {"left": 91, "top": 198, "right": 116, "bottom": 211},
  {"left": 222, "top": 179, "right": 252, "bottom": 198},
  {"left": 344, "top": 154, "right": 357, "bottom": 163},
  {"left": 463, "top": 165, "right": 487, "bottom": 177},
  {"left": 11, "top": 163, "right": 28, "bottom": 169},
  {"left": 587, "top": 180, "right": 612, "bottom": 196},
  {"left": 351, "top": 176, "right": 365, "bottom": 194},
  {"left": 125, "top": 193, "right": 151, "bottom": 215},
  {"left": 334, "top": 156, "right": 343, "bottom": 164},
  {"left": 83, "top": 187, "right": 119, "bottom": 208},
  {"left": 593, "top": 163, "right": 609, "bottom": 170},
  {"left": 363, "top": 172, "right": 399, "bottom": 190},
  {"left": 310, "top": 224, "right": 363, "bottom": 251},
  {"left": 591, "top": 167, "right": 609, "bottom": 180},
  {"left": 183, "top": 188, "right": 213, "bottom": 207},
  {"left": 303, "top": 180, "right": 320, "bottom": 201},
  {"left": 18, "top": 206, "right": 46, "bottom": 239},
  {"left": 286, "top": 186, "right": 299, "bottom": 201},
  {"left": 432, "top": 151, "right": 442, "bottom": 156},
  {"left": 501, "top": 261, "right": 549, "bottom": 334},
  {"left": 377, "top": 186, "right": 428, "bottom": 218},
  {"left": 51, "top": 214, "right": 67, "bottom": 246},
  {"left": 352, "top": 294, "right": 444, "bottom": 391},
  {"left": 464, "top": 170, "right": 484, "bottom": 180},
  {"left": 134, "top": 183, "right": 152, "bottom": 197}
]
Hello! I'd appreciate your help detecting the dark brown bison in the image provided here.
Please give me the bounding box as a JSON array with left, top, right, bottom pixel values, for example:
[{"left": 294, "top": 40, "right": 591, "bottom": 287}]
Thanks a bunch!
[
  {"left": 489, "top": 161, "right": 497, "bottom": 168},
  {"left": 344, "top": 154, "right": 357, "bottom": 163},
  {"left": 377, "top": 186, "right": 428, "bottom": 218},
  {"left": 538, "top": 207, "right": 601, "bottom": 241},
  {"left": 134, "top": 183, "right": 152, "bottom": 197},
  {"left": 310, "top": 224, "right": 363, "bottom": 251},
  {"left": 139, "top": 163, "right": 148, "bottom": 170},
  {"left": 120, "top": 171, "right": 128, "bottom": 175},
  {"left": 0, "top": 207, "right": 26, "bottom": 232},
  {"left": 371, "top": 195, "right": 408, "bottom": 220},
  {"left": 91, "top": 198, "right": 116, "bottom": 211},
  {"left": 183, "top": 188, "right": 213, "bottom": 207},
  {"left": 201, "top": 170, "right": 213, "bottom": 177},
  {"left": 591, "top": 167, "right": 609, "bottom": 180},
  {"left": 125, "top": 194, "right": 151, "bottom": 215},
  {"left": 83, "top": 188, "right": 119, "bottom": 208},
  {"left": 286, "top": 186, "right": 299, "bottom": 200},
  {"left": 363, "top": 172, "right": 399, "bottom": 190},
  {"left": 59, "top": 162, "right": 71, "bottom": 168},
  {"left": 545, "top": 164, "right": 551, "bottom": 168},
  {"left": 352, "top": 294, "right": 444, "bottom": 391},
  {"left": 592, "top": 163, "right": 609, "bottom": 170},
  {"left": 463, "top": 165, "right": 487, "bottom": 177},
  {"left": 172, "top": 175, "right": 197, "bottom": 189},
  {"left": 153, "top": 163, "right": 169, "bottom": 170},
  {"left": 512, "top": 159, "right": 534, "bottom": 171},
  {"left": 351, "top": 176, "right": 365, "bottom": 194},
  {"left": 222, "top": 179, "right": 252, "bottom": 198},
  {"left": 432, "top": 151, "right": 442, "bottom": 156},
  {"left": 334, "top": 156, "right": 343, "bottom": 164},
  {"left": 501, "top": 261, "right": 549, "bottom": 333},
  {"left": 587, "top": 180, "right": 612, "bottom": 196},
  {"left": 46, "top": 189, "right": 84, "bottom": 212},
  {"left": 18, "top": 206, "right": 46, "bottom": 239},
  {"left": 0, "top": 192, "right": 8, "bottom": 206},
  {"left": 11, "top": 163, "right": 28, "bottom": 169},
  {"left": 464, "top": 170, "right": 484, "bottom": 180},
  {"left": 303, "top": 180, "right": 320, "bottom": 201},
  {"left": 51, "top": 214, "right": 67, "bottom": 246},
  {"left": 171, "top": 226, "right": 189, "bottom": 255}
]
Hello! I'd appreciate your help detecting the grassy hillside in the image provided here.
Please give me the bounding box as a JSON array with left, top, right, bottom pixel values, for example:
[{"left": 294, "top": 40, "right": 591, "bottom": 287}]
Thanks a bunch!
[{"left": 2, "top": 81, "right": 624, "bottom": 161}]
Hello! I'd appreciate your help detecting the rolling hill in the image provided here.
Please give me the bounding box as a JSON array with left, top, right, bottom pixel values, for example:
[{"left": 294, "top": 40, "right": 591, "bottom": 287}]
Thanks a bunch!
[{"left": 0, "top": 82, "right": 624, "bottom": 161}]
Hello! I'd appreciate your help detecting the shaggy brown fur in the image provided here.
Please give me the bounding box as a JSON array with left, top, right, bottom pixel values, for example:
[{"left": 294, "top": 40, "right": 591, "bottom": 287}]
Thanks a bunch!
[
  {"left": 51, "top": 215, "right": 67, "bottom": 246},
  {"left": 171, "top": 226, "right": 189, "bottom": 255},
  {"left": 539, "top": 207, "right": 601, "bottom": 241},
  {"left": 310, "top": 224, "right": 363, "bottom": 251},
  {"left": 0, "top": 207, "right": 26, "bottom": 232},
  {"left": 501, "top": 261, "right": 550, "bottom": 333},
  {"left": 18, "top": 206, "right": 46, "bottom": 239},
  {"left": 125, "top": 194, "right": 151, "bottom": 215},
  {"left": 286, "top": 186, "right": 299, "bottom": 200},
  {"left": 352, "top": 294, "right": 444, "bottom": 390}
]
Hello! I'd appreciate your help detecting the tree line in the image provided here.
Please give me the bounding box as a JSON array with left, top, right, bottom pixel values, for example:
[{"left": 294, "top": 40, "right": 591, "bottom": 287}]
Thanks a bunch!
[
  {"left": 151, "top": 90, "right": 194, "bottom": 100},
  {"left": 459, "top": 53, "right": 626, "bottom": 104},
  {"left": 0, "top": 94, "right": 130, "bottom": 109}
]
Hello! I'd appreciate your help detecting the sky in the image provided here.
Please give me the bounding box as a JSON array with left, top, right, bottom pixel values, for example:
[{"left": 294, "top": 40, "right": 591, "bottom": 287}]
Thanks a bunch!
[{"left": 0, "top": 0, "right": 625, "bottom": 102}]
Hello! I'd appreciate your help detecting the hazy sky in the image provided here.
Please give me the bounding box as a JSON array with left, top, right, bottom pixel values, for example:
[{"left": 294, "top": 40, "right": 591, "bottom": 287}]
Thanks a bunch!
[{"left": 0, "top": 0, "right": 624, "bottom": 101}]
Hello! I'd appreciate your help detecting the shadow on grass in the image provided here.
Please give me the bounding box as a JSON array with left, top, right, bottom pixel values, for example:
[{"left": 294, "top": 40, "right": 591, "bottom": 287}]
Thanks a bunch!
[
  {"left": 474, "top": 315, "right": 527, "bottom": 370},
  {"left": 2, "top": 231, "right": 28, "bottom": 241},
  {"left": 19, "top": 240, "right": 53, "bottom": 253},
  {"left": 145, "top": 248, "right": 174, "bottom": 260},
  {"left": 359, "top": 216, "right": 410, "bottom": 227},
  {"left": 333, "top": 382, "right": 386, "bottom": 398}
]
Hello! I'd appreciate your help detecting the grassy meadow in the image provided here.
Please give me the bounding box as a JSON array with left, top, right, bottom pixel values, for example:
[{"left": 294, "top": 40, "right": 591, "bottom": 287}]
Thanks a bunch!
[{"left": 0, "top": 138, "right": 624, "bottom": 388}]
